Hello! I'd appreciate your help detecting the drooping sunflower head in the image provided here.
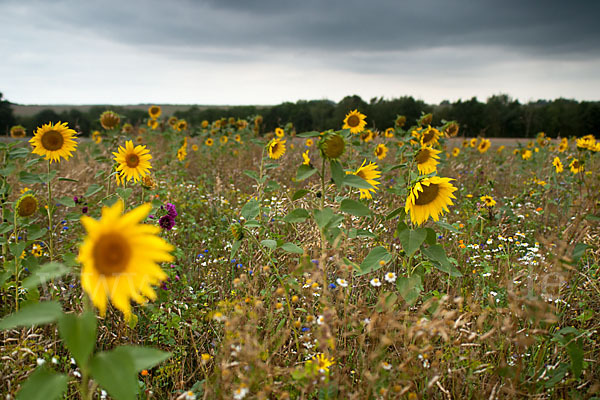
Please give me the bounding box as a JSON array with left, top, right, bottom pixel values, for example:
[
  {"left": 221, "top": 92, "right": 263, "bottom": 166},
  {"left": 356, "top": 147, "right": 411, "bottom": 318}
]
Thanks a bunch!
[
  {"left": 420, "top": 126, "right": 441, "bottom": 147},
  {"left": 275, "top": 127, "right": 285, "bottom": 138},
  {"left": 168, "top": 116, "right": 178, "bottom": 127},
  {"left": 254, "top": 115, "right": 263, "bottom": 126},
  {"left": 78, "top": 200, "right": 173, "bottom": 319},
  {"left": 405, "top": 176, "right": 457, "bottom": 226},
  {"left": 100, "top": 111, "right": 121, "bottom": 130},
  {"left": 230, "top": 222, "right": 244, "bottom": 241},
  {"left": 112, "top": 140, "right": 152, "bottom": 183},
  {"left": 343, "top": 109, "right": 367, "bottom": 134},
  {"left": 141, "top": 174, "right": 157, "bottom": 190},
  {"left": 395, "top": 115, "right": 407, "bottom": 128},
  {"left": 176, "top": 120, "right": 188, "bottom": 131},
  {"left": 30, "top": 121, "right": 78, "bottom": 163},
  {"left": 346, "top": 160, "right": 381, "bottom": 199},
  {"left": 478, "top": 138, "right": 491, "bottom": 153},
  {"left": 415, "top": 146, "right": 441, "bottom": 175},
  {"left": 319, "top": 132, "right": 345, "bottom": 160},
  {"left": 148, "top": 105, "right": 161, "bottom": 119},
  {"left": 267, "top": 138, "right": 286, "bottom": 160},
  {"left": 16, "top": 193, "right": 38, "bottom": 217},
  {"left": 205, "top": 138, "right": 214, "bottom": 147},
  {"left": 374, "top": 143, "right": 388, "bottom": 160},
  {"left": 443, "top": 122, "right": 459, "bottom": 137},
  {"left": 480, "top": 195, "right": 496, "bottom": 208},
  {"left": 360, "top": 129, "right": 374, "bottom": 142},
  {"left": 419, "top": 113, "right": 433, "bottom": 126},
  {"left": 121, "top": 123, "right": 134, "bottom": 135},
  {"left": 10, "top": 125, "right": 26, "bottom": 138}
]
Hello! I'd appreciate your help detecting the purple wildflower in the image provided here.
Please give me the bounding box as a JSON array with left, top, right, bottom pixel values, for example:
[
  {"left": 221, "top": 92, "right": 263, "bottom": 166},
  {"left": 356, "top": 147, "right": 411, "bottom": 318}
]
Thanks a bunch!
[
  {"left": 166, "top": 203, "right": 178, "bottom": 218},
  {"left": 159, "top": 215, "right": 175, "bottom": 230}
]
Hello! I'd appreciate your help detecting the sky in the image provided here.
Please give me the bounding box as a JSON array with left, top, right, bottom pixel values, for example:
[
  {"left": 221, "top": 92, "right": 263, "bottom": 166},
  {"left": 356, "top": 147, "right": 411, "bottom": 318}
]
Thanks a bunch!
[{"left": 1, "top": 0, "right": 599, "bottom": 105}]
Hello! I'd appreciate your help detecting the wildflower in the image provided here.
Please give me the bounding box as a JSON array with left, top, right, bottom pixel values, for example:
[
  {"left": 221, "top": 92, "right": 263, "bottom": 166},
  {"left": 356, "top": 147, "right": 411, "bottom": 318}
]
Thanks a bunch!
[
  {"left": 384, "top": 272, "right": 397, "bottom": 283},
  {"left": 405, "top": 177, "right": 457, "bottom": 226},
  {"left": 233, "top": 384, "right": 249, "bottom": 400},
  {"left": 307, "top": 353, "right": 335, "bottom": 374},
  {"left": 78, "top": 200, "right": 173, "bottom": 319},
  {"left": 343, "top": 109, "right": 367, "bottom": 134},
  {"left": 370, "top": 277, "right": 382, "bottom": 287},
  {"left": 552, "top": 157, "right": 563, "bottom": 173},
  {"left": 267, "top": 138, "right": 286, "bottom": 160},
  {"left": 480, "top": 195, "right": 496, "bottom": 207},
  {"left": 302, "top": 150, "right": 310, "bottom": 165},
  {"left": 336, "top": 278, "right": 348, "bottom": 287},
  {"left": 159, "top": 215, "right": 175, "bottom": 230},
  {"left": 113, "top": 140, "right": 152, "bottom": 183},
  {"left": 30, "top": 121, "right": 78, "bottom": 163},
  {"left": 201, "top": 353, "right": 212, "bottom": 364}
]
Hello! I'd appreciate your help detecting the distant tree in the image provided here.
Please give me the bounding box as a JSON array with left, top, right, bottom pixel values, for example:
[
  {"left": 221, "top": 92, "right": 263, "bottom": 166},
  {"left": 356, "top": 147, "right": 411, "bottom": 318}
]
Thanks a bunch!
[{"left": 0, "top": 92, "right": 16, "bottom": 135}]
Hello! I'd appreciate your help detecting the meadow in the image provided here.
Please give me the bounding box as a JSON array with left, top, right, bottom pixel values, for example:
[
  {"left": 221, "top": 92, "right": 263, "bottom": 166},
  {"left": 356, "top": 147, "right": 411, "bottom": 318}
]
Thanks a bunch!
[{"left": 0, "top": 109, "right": 598, "bottom": 399}]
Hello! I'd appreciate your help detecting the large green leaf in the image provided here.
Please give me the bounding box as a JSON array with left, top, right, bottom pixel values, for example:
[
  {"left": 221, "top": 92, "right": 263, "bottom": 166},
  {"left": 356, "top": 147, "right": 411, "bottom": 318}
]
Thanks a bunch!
[
  {"left": 330, "top": 160, "right": 344, "bottom": 187},
  {"left": 58, "top": 311, "right": 97, "bottom": 367},
  {"left": 89, "top": 349, "right": 138, "bottom": 400},
  {"left": 16, "top": 367, "right": 68, "bottom": 400},
  {"left": 398, "top": 228, "right": 427, "bottom": 257},
  {"left": 283, "top": 209, "right": 310, "bottom": 223},
  {"left": 0, "top": 301, "right": 63, "bottom": 330},
  {"left": 343, "top": 174, "right": 373, "bottom": 190},
  {"left": 340, "top": 199, "right": 372, "bottom": 217},
  {"left": 396, "top": 274, "right": 422, "bottom": 305},
  {"left": 566, "top": 339, "right": 584, "bottom": 378},
  {"left": 296, "top": 164, "right": 318, "bottom": 181},
  {"left": 280, "top": 242, "right": 304, "bottom": 254},
  {"left": 241, "top": 199, "right": 260, "bottom": 220},
  {"left": 260, "top": 239, "right": 277, "bottom": 250},
  {"left": 113, "top": 345, "right": 171, "bottom": 372},
  {"left": 22, "top": 263, "right": 71, "bottom": 290},
  {"left": 84, "top": 183, "right": 103, "bottom": 198},
  {"left": 355, "top": 246, "right": 392, "bottom": 276},
  {"left": 422, "top": 244, "right": 462, "bottom": 277},
  {"left": 292, "top": 189, "right": 310, "bottom": 201}
]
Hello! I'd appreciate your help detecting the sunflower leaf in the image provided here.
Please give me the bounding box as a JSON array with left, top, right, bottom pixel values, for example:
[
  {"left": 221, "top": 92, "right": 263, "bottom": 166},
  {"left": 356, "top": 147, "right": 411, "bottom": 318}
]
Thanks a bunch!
[
  {"left": 283, "top": 209, "right": 310, "bottom": 223},
  {"left": 355, "top": 246, "right": 392, "bottom": 276},
  {"left": 89, "top": 349, "right": 137, "bottom": 400},
  {"left": 16, "top": 367, "right": 68, "bottom": 400},
  {"left": 241, "top": 199, "right": 260, "bottom": 220},
  {"left": 398, "top": 228, "right": 427, "bottom": 258},
  {"left": 296, "top": 131, "right": 321, "bottom": 138},
  {"left": 422, "top": 244, "right": 462, "bottom": 277},
  {"left": 84, "top": 184, "right": 103, "bottom": 198},
  {"left": 22, "top": 263, "right": 71, "bottom": 290},
  {"left": 58, "top": 311, "right": 97, "bottom": 368},
  {"left": 296, "top": 165, "right": 317, "bottom": 181},
  {"left": 113, "top": 345, "right": 171, "bottom": 372},
  {"left": 340, "top": 199, "right": 372, "bottom": 217},
  {"left": 281, "top": 242, "right": 304, "bottom": 254},
  {"left": 343, "top": 174, "right": 373, "bottom": 190},
  {"left": 330, "top": 160, "right": 344, "bottom": 187},
  {"left": 292, "top": 189, "right": 310, "bottom": 201},
  {"left": 58, "top": 196, "right": 76, "bottom": 207},
  {"left": 0, "top": 301, "right": 63, "bottom": 330}
]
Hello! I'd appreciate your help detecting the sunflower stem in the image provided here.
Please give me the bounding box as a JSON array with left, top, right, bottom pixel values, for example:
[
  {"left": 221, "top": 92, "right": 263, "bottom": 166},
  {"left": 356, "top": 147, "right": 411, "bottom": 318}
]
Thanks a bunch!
[
  {"left": 46, "top": 160, "right": 54, "bottom": 262},
  {"left": 13, "top": 210, "right": 20, "bottom": 311}
]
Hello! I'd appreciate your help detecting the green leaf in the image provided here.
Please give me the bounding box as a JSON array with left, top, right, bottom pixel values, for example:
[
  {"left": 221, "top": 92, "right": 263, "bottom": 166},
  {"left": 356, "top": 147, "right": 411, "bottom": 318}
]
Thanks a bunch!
[
  {"left": 89, "top": 349, "right": 138, "bottom": 400},
  {"left": 241, "top": 199, "right": 260, "bottom": 220},
  {"left": 296, "top": 164, "right": 317, "bottom": 181},
  {"left": 57, "top": 196, "right": 76, "bottom": 207},
  {"left": 292, "top": 189, "right": 309, "bottom": 201},
  {"left": 264, "top": 180, "right": 281, "bottom": 193},
  {"left": 566, "top": 339, "right": 584, "bottom": 378},
  {"left": 340, "top": 199, "right": 372, "bottom": 217},
  {"left": 435, "top": 221, "right": 462, "bottom": 234},
  {"left": 281, "top": 242, "right": 304, "bottom": 254},
  {"left": 398, "top": 228, "right": 427, "bottom": 258},
  {"left": 57, "top": 177, "right": 78, "bottom": 182},
  {"left": 330, "top": 160, "right": 344, "bottom": 187},
  {"left": 27, "top": 224, "right": 46, "bottom": 240},
  {"left": 261, "top": 239, "right": 277, "bottom": 250},
  {"left": 9, "top": 241, "right": 28, "bottom": 258},
  {"left": 385, "top": 207, "right": 405, "bottom": 220},
  {"left": 283, "top": 209, "right": 310, "bottom": 223},
  {"left": 16, "top": 367, "right": 68, "bottom": 400},
  {"left": 424, "top": 228, "right": 437, "bottom": 245},
  {"left": 355, "top": 246, "right": 392, "bottom": 276},
  {"left": 58, "top": 311, "right": 97, "bottom": 367},
  {"left": 84, "top": 184, "right": 103, "bottom": 198},
  {"left": 39, "top": 170, "right": 58, "bottom": 184},
  {"left": 230, "top": 240, "right": 242, "bottom": 259},
  {"left": 572, "top": 243, "right": 591, "bottom": 263},
  {"left": 19, "top": 171, "right": 43, "bottom": 185},
  {"left": 22, "top": 263, "right": 71, "bottom": 290},
  {"left": 0, "top": 301, "right": 63, "bottom": 330},
  {"left": 343, "top": 174, "right": 373, "bottom": 190},
  {"left": 116, "top": 188, "right": 133, "bottom": 201},
  {"left": 313, "top": 208, "right": 343, "bottom": 231},
  {"left": 396, "top": 274, "right": 422, "bottom": 305},
  {"left": 422, "top": 244, "right": 463, "bottom": 277},
  {"left": 113, "top": 345, "right": 171, "bottom": 372},
  {"left": 243, "top": 170, "right": 259, "bottom": 181},
  {"left": 9, "top": 147, "right": 31, "bottom": 160}
]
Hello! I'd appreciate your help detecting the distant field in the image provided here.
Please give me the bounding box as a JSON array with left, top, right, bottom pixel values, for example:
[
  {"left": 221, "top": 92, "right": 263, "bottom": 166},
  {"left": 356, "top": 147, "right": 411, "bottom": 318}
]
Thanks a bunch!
[{"left": 11, "top": 104, "right": 229, "bottom": 117}]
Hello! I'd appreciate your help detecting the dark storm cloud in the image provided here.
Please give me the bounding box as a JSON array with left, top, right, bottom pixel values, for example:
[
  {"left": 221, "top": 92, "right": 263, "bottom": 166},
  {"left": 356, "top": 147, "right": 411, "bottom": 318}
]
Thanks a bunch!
[{"left": 6, "top": 0, "right": 600, "bottom": 58}]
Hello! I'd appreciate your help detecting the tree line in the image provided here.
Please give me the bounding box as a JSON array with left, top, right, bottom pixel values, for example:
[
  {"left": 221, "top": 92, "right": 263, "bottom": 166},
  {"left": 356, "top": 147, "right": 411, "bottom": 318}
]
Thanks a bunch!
[{"left": 1, "top": 92, "right": 598, "bottom": 138}]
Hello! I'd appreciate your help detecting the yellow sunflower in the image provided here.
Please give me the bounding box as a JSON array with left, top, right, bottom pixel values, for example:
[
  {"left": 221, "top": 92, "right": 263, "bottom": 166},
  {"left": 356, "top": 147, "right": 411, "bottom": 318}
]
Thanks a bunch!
[
  {"left": 395, "top": 115, "right": 406, "bottom": 128},
  {"left": 113, "top": 140, "right": 152, "bottom": 183},
  {"left": 569, "top": 158, "right": 584, "bottom": 174},
  {"left": 192, "top": 144, "right": 199, "bottom": 152},
  {"left": 92, "top": 130, "right": 102, "bottom": 144},
  {"left": 558, "top": 138, "right": 568, "bottom": 153},
  {"left": 480, "top": 195, "right": 496, "bottom": 207},
  {"left": 305, "top": 138, "right": 314, "bottom": 147},
  {"left": 384, "top": 127, "right": 394, "bottom": 138},
  {"left": 148, "top": 105, "right": 161, "bottom": 119},
  {"left": 497, "top": 145, "right": 505, "bottom": 153},
  {"left": 452, "top": 147, "right": 460, "bottom": 157},
  {"left": 234, "top": 134, "right": 242, "bottom": 143},
  {"left": 469, "top": 138, "right": 478, "bottom": 148},
  {"left": 552, "top": 157, "right": 563, "bottom": 173},
  {"left": 100, "top": 111, "right": 120, "bottom": 130},
  {"left": 478, "top": 138, "right": 491, "bottom": 153},
  {"left": 346, "top": 160, "right": 381, "bottom": 199},
  {"left": 10, "top": 125, "right": 26, "bottom": 138},
  {"left": 220, "top": 136, "right": 228, "bottom": 145},
  {"left": 415, "top": 146, "right": 441, "bottom": 175},
  {"left": 405, "top": 176, "right": 457, "bottom": 226},
  {"left": 343, "top": 109, "right": 367, "bottom": 134},
  {"left": 275, "top": 127, "right": 285, "bottom": 138},
  {"left": 30, "top": 121, "right": 78, "bottom": 163},
  {"left": 121, "top": 123, "right": 134, "bottom": 135},
  {"left": 177, "top": 145, "right": 187, "bottom": 161},
  {"left": 302, "top": 150, "right": 310, "bottom": 165},
  {"left": 419, "top": 113, "right": 433, "bottom": 126},
  {"left": 522, "top": 149, "right": 532, "bottom": 160},
  {"left": 168, "top": 116, "right": 178, "bottom": 127},
  {"left": 374, "top": 143, "right": 388, "bottom": 160},
  {"left": 360, "top": 129, "right": 374, "bottom": 142},
  {"left": 443, "top": 122, "right": 459, "bottom": 137},
  {"left": 147, "top": 119, "right": 159, "bottom": 130},
  {"left": 201, "top": 120, "right": 209, "bottom": 128},
  {"left": 268, "top": 138, "right": 286, "bottom": 160},
  {"left": 176, "top": 120, "right": 188, "bottom": 131},
  {"left": 78, "top": 200, "right": 173, "bottom": 319},
  {"left": 205, "top": 138, "right": 214, "bottom": 147},
  {"left": 420, "top": 126, "right": 441, "bottom": 147}
]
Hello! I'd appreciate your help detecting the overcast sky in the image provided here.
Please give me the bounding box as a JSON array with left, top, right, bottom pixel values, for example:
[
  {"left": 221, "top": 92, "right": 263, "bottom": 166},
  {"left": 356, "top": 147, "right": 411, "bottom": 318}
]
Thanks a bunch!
[{"left": 1, "top": 0, "right": 599, "bottom": 105}]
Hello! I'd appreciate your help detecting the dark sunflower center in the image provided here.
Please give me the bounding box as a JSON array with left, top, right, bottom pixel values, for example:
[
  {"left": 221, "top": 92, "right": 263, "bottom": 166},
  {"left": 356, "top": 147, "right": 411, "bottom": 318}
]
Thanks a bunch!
[
  {"left": 323, "top": 136, "right": 345, "bottom": 159},
  {"left": 126, "top": 154, "right": 140, "bottom": 168},
  {"left": 422, "top": 130, "right": 435, "bottom": 144},
  {"left": 347, "top": 115, "right": 360, "bottom": 127},
  {"left": 18, "top": 197, "right": 37, "bottom": 217},
  {"left": 41, "top": 130, "right": 64, "bottom": 151},
  {"left": 415, "top": 149, "right": 431, "bottom": 164},
  {"left": 414, "top": 183, "right": 440, "bottom": 206},
  {"left": 92, "top": 233, "right": 131, "bottom": 276},
  {"left": 150, "top": 107, "right": 159, "bottom": 115},
  {"left": 572, "top": 161, "right": 580, "bottom": 168}
]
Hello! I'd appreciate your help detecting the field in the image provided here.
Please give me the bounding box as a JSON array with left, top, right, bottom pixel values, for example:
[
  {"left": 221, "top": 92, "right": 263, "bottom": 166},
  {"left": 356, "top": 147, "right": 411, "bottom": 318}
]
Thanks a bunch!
[{"left": 0, "top": 110, "right": 599, "bottom": 399}]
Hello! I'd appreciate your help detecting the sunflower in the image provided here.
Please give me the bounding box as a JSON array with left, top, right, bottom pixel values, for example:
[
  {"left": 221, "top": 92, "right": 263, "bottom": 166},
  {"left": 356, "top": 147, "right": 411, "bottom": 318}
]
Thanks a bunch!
[
  {"left": 16, "top": 193, "right": 38, "bottom": 217},
  {"left": 480, "top": 195, "right": 496, "bottom": 207},
  {"left": 220, "top": 136, "right": 228, "bottom": 145},
  {"left": 268, "top": 138, "right": 286, "bottom": 160},
  {"left": 100, "top": 111, "right": 120, "bottom": 130},
  {"left": 452, "top": 147, "right": 460, "bottom": 157},
  {"left": 275, "top": 127, "right": 285, "bottom": 138},
  {"left": 477, "top": 138, "right": 491, "bottom": 154},
  {"left": 237, "top": 120, "right": 248, "bottom": 129},
  {"left": 497, "top": 145, "right": 505, "bottom": 153},
  {"left": 522, "top": 150, "right": 532, "bottom": 160},
  {"left": 177, "top": 146, "right": 187, "bottom": 162},
  {"left": 234, "top": 134, "right": 242, "bottom": 143},
  {"left": 302, "top": 150, "right": 311, "bottom": 165},
  {"left": 319, "top": 132, "right": 345, "bottom": 160},
  {"left": 113, "top": 140, "right": 152, "bottom": 183},
  {"left": 374, "top": 143, "right": 388, "bottom": 160},
  {"left": 147, "top": 119, "right": 159, "bottom": 130},
  {"left": 92, "top": 130, "right": 102, "bottom": 144},
  {"left": 395, "top": 115, "right": 406, "bottom": 128},
  {"left": 148, "top": 105, "right": 161, "bottom": 119},
  {"left": 405, "top": 177, "right": 457, "bottom": 226},
  {"left": 360, "top": 129, "right": 374, "bottom": 142},
  {"left": 30, "top": 121, "right": 78, "bottom": 163},
  {"left": 121, "top": 123, "right": 134, "bottom": 135},
  {"left": 168, "top": 116, "right": 178, "bottom": 127},
  {"left": 78, "top": 200, "right": 173, "bottom": 319},
  {"left": 254, "top": 115, "right": 263, "bottom": 127},
  {"left": 10, "top": 125, "right": 26, "bottom": 138},
  {"left": 558, "top": 138, "right": 568, "bottom": 153},
  {"left": 343, "top": 109, "right": 367, "bottom": 134},
  {"left": 141, "top": 175, "right": 157, "bottom": 190},
  {"left": 443, "top": 122, "right": 459, "bottom": 137},
  {"left": 176, "top": 120, "right": 188, "bottom": 131},
  {"left": 384, "top": 127, "right": 394, "bottom": 138},
  {"left": 201, "top": 120, "right": 209, "bottom": 128},
  {"left": 420, "top": 126, "right": 441, "bottom": 147},
  {"left": 192, "top": 144, "right": 199, "bottom": 152},
  {"left": 419, "top": 113, "right": 433, "bottom": 126},
  {"left": 346, "top": 160, "right": 381, "bottom": 199},
  {"left": 576, "top": 135, "right": 595, "bottom": 150},
  {"left": 305, "top": 138, "right": 314, "bottom": 147},
  {"left": 569, "top": 158, "right": 584, "bottom": 174},
  {"left": 552, "top": 157, "right": 563, "bottom": 173},
  {"left": 205, "top": 138, "right": 214, "bottom": 146},
  {"left": 415, "top": 146, "right": 441, "bottom": 175},
  {"left": 469, "top": 138, "right": 478, "bottom": 148}
]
